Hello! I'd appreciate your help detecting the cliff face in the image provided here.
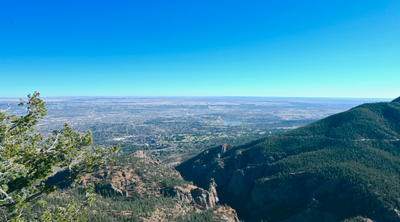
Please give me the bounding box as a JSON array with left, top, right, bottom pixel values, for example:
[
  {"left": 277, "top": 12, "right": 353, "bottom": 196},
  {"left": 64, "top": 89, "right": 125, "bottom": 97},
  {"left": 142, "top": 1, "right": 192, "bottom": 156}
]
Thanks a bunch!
[
  {"left": 177, "top": 101, "right": 400, "bottom": 222},
  {"left": 177, "top": 143, "right": 271, "bottom": 220}
]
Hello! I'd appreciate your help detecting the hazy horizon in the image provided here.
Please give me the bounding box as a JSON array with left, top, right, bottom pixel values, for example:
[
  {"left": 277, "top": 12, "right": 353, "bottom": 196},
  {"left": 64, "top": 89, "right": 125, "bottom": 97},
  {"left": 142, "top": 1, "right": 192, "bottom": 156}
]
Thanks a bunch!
[{"left": 0, "top": 95, "right": 393, "bottom": 100}]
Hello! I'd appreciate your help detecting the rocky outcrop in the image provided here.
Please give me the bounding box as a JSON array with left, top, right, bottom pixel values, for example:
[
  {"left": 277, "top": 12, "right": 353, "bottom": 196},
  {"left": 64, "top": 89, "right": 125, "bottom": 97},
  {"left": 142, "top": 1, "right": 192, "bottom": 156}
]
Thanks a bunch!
[
  {"left": 79, "top": 167, "right": 137, "bottom": 198},
  {"left": 174, "top": 181, "right": 219, "bottom": 211},
  {"left": 129, "top": 151, "right": 239, "bottom": 222},
  {"left": 130, "top": 150, "right": 172, "bottom": 169},
  {"left": 209, "top": 179, "right": 219, "bottom": 203},
  {"left": 213, "top": 206, "right": 240, "bottom": 222},
  {"left": 190, "top": 187, "right": 215, "bottom": 210},
  {"left": 130, "top": 150, "right": 221, "bottom": 211},
  {"left": 107, "top": 183, "right": 126, "bottom": 197},
  {"left": 173, "top": 182, "right": 240, "bottom": 222}
]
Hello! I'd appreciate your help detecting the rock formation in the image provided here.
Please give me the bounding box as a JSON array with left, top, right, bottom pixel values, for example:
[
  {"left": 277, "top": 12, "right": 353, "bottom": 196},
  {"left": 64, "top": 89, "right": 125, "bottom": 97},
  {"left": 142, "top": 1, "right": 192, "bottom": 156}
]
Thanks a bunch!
[{"left": 174, "top": 180, "right": 219, "bottom": 211}]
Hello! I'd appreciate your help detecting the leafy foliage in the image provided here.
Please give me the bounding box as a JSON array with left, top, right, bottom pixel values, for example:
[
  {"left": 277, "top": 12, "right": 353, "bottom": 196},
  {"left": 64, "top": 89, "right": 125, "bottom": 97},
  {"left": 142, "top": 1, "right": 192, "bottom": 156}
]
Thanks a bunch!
[{"left": 0, "top": 92, "right": 119, "bottom": 221}]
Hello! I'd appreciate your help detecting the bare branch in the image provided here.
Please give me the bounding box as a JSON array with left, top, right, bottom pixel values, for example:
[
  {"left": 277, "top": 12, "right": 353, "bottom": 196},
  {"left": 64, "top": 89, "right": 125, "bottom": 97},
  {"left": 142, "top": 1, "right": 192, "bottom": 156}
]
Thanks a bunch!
[
  {"left": 0, "top": 103, "right": 11, "bottom": 113},
  {"left": 45, "top": 133, "right": 61, "bottom": 153},
  {"left": 0, "top": 189, "right": 13, "bottom": 204},
  {"left": 18, "top": 207, "right": 23, "bottom": 218}
]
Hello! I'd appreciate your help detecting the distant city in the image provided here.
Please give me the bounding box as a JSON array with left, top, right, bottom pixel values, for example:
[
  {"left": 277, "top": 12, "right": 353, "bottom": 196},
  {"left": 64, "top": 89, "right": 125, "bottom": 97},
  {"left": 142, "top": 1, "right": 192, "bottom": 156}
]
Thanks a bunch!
[{"left": 0, "top": 97, "right": 386, "bottom": 165}]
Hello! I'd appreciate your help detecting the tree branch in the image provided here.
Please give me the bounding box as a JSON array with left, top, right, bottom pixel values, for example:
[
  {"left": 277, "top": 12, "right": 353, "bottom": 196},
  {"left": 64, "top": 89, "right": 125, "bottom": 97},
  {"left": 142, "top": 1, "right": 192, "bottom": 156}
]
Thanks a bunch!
[
  {"left": 0, "top": 189, "right": 13, "bottom": 204},
  {"left": 0, "top": 103, "right": 11, "bottom": 113}
]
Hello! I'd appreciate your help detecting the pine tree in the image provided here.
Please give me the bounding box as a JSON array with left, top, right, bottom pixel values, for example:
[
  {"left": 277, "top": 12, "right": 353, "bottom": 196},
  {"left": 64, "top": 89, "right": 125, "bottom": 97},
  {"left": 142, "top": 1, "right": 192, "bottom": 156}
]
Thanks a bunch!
[{"left": 0, "top": 92, "right": 120, "bottom": 221}]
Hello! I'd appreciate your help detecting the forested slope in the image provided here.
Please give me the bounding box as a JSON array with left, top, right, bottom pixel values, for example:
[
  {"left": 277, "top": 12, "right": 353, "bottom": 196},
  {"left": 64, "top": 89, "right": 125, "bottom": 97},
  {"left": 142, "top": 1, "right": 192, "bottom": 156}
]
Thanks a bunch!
[{"left": 177, "top": 98, "right": 400, "bottom": 222}]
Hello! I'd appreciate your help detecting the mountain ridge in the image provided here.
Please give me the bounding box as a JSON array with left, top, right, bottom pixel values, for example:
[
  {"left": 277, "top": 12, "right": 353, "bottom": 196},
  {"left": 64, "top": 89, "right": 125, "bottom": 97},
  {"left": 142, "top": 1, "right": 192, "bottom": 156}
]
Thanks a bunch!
[
  {"left": 177, "top": 100, "right": 400, "bottom": 222},
  {"left": 392, "top": 96, "right": 400, "bottom": 103}
]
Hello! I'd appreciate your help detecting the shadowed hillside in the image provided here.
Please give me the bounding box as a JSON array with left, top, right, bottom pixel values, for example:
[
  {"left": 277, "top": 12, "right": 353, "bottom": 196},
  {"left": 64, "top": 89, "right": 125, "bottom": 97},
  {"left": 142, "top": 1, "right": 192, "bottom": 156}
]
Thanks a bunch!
[{"left": 177, "top": 97, "right": 400, "bottom": 222}]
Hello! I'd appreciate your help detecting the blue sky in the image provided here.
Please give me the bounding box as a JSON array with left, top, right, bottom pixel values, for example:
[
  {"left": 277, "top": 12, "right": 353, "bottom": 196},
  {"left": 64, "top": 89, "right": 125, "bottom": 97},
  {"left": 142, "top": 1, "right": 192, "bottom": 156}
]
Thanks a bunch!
[{"left": 0, "top": 0, "right": 399, "bottom": 98}]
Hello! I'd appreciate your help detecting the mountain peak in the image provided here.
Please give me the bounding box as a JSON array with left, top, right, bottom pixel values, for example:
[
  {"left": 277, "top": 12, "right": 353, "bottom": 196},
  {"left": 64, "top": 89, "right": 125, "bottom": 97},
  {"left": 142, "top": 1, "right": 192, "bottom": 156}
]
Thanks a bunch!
[{"left": 392, "top": 97, "right": 400, "bottom": 103}]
